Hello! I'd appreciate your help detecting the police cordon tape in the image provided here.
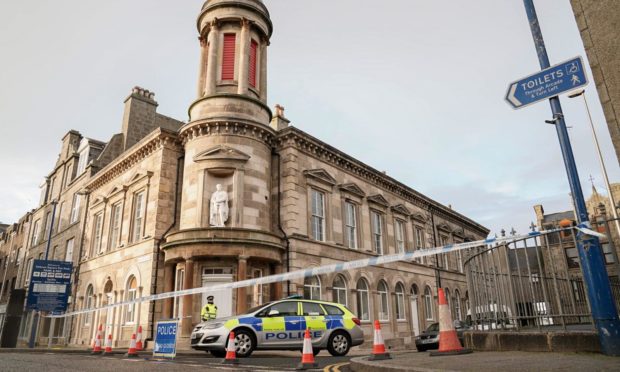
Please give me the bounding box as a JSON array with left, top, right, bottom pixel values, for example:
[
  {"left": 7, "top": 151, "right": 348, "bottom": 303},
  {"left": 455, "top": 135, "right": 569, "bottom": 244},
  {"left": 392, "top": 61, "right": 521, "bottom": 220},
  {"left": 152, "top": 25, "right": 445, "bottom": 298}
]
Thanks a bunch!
[{"left": 48, "top": 224, "right": 604, "bottom": 319}]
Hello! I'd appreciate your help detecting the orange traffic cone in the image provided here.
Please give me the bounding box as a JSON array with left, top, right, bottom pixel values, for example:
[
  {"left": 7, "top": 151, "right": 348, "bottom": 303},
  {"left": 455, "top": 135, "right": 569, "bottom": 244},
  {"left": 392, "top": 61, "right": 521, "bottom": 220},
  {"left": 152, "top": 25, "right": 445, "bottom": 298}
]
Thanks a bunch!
[
  {"left": 125, "top": 333, "right": 139, "bottom": 358},
  {"left": 135, "top": 326, "right": 143, "bottom": 350},
  {"left": 368, "top": 320, "right": 391, "bottom": 361},
  {"left": 430, "top": 288, "right": 472, "bottom": 356},
  {"left": 91, "top": 324, "right": 102, "bottom": 351},
  {"left": 221, "top": 331, "right": 239, "bottom": 365},
  {"left": 91, "top": 333, "right": 102, "bottom": 354},
  {"left": 296, "top": 328, "right": 318, "bottom": 370},
  {"left": 102, "top": 334, "right": 113, "bottom": 355}
]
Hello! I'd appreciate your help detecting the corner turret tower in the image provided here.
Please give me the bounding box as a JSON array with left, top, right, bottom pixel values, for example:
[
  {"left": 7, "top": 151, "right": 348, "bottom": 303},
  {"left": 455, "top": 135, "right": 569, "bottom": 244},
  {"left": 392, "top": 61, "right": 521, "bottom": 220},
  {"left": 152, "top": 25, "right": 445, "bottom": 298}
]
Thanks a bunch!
[
  {"left": 189, "top": 0, "right": 272, "bottom": 124},
  {"left": 164, "top": 1, "right": 282, "bottom": 333}
]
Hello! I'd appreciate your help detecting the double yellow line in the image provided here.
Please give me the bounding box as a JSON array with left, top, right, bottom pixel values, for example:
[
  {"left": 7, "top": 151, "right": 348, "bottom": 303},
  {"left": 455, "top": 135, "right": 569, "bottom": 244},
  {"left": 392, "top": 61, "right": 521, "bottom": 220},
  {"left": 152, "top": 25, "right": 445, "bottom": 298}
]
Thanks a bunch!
[{"left": 323, "top": 362, "right": 348, "bottom": 372}]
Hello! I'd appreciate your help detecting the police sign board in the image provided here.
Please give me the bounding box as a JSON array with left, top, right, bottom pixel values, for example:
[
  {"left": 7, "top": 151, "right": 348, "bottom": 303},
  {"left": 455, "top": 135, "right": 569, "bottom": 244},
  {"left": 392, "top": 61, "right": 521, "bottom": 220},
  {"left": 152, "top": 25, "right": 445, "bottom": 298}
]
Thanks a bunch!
[
  {"left": 505, "top": 56, "right": 588, "bottom": 109},
  {"left": 153, "top": 320, "right": 178, "bottom": 359},
  {"left": 26, "top": 260, "right": 72, "bottom": 313}
]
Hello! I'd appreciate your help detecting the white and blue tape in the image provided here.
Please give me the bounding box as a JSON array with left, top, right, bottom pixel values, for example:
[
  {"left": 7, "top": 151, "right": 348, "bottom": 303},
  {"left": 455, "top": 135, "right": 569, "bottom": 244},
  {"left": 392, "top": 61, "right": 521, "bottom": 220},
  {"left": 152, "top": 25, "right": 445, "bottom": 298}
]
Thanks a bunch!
[{"left": 48, "top": 225, "right": 599, "bottom": 319}]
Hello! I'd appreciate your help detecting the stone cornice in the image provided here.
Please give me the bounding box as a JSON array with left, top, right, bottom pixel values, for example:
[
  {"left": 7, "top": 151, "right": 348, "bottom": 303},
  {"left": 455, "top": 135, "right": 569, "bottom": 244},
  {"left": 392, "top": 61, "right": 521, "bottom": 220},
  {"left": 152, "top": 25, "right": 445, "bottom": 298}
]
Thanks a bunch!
[
  {"left": 276, "top": 127, "right": 489, "bottom": 236},
  {"left": 180, "top": 119, "right": 276, "bottom": 147},
  {"left": 85, "top": 129, "right": 181, "bottom": 193}
]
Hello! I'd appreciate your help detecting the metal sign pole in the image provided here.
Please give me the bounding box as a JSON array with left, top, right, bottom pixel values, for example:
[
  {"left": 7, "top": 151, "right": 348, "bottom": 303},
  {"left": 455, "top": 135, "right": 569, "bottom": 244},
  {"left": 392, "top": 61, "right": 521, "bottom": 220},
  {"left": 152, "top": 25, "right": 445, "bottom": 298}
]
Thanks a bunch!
[{"left": 522, "top": 0, "right": 620, "bottom": 355}]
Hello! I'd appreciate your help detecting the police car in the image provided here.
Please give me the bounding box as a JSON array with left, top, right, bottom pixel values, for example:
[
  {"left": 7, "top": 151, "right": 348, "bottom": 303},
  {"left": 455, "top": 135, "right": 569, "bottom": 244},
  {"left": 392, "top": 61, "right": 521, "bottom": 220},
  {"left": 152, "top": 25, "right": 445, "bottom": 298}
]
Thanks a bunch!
[{"left": 191, "top": 296, "right": 364, "bottom": 357}]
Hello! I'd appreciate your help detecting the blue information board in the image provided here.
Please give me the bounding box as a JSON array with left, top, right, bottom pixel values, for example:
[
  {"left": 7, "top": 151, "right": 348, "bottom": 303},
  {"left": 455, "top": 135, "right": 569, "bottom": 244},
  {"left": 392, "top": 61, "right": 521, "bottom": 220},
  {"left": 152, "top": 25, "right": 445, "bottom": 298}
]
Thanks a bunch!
[
  {"left": 153, "top": 320, "right": 178, "bottom": 358},
  {"left": 26, "top": 260, "right": 72, "bottom": 312},
  {"left": 505, "top": 56, "right": 588, "bottom": 109}
]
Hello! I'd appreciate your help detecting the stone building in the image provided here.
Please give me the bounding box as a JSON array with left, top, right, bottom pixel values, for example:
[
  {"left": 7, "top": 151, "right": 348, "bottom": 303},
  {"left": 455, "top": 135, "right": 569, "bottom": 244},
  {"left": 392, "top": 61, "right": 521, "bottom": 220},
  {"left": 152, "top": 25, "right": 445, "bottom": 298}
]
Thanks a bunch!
[
  {"left": 0, "top": 0, "right": 488, "bottom": 349},
  {"left": 533, "top": 185, "right": 620, "bottom": 312},
  {"left": 571, "top": 0, "right": 620, "bottom": 163}
]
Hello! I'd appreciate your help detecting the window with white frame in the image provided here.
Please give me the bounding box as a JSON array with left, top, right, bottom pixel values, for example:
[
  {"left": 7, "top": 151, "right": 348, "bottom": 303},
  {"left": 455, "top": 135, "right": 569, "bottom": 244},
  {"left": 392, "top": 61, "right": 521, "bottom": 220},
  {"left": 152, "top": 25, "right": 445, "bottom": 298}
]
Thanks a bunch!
[
  {"left": 65, "top": 238, "right": 74, "bottom": 262},
  {"left": 378, "top": 280, "right": 389, "bottom": 321},
  {"left": 395, "top": 283, "right": 406, "bottom": 320},
  {"left": 310, "top": 190, "right": 325, "bottom": 241},
  {"left": 438, "top": 235, "right": 448, "bottom": 268},
  {"left": 57, "top": 202, "right": 65, "bottom": 232},
  {"left": 109, "top": 202, "right": 122, "bottom": 250},
  {"left": 344, "top": 201, "right": 357, "bottom": 249},
  {"left": 131, "top": 191, "right": 145, "bottom": 243},
  {"left": 304, "top": 275, "right": 321, "bottom": 300},
  {"left": 173, "top": 268, "right": 185, "bottom": 319},
  {"left": 332, "top": 275, "right": 348, "bottom": 306},
  {"left": 395, "top": 219, "right": 405, "bottom": 254},
  {"left": 125, "top": 276, "right": 137, "bottom": 324},
  {"left": 25, "top": 258, "right": 33, "bottom": 284},
  {"left": 84, "top": 285, "right": 94, "bottom": 325},
  {"left": 371, "top": 211, "right": 384, "bottom": 254},
  {"left": 415, "top": 226, "right": 425, "bottom": 263},
  {"left": 356, "top": 278, "right": 370, "bottom": 321},
  {"left": 70, "top": 193, "right": 80, "bottom": 224},
  {"left": 15, "top": 248, "right": 22, "bottom": 266},
  {"left": 43, "top": 211, "right": 51, "bottom": 240},
  {"left": 31, "top": 219, "right": 41, "bottom": 247},
  {"left": 76, "top": 147, "right": 89, "bottom": 175},
  {"left": 92, "top": 213, "right": 103, "bottom": 255},
  {"left": 424, "top": 286, "right": 434, "bottom": 320},
  {"left": 250, "top": 269, "right": 268, "bottom": 307},
  {"left": 454, "top": 290, "right": 462, "bottom": 321}
]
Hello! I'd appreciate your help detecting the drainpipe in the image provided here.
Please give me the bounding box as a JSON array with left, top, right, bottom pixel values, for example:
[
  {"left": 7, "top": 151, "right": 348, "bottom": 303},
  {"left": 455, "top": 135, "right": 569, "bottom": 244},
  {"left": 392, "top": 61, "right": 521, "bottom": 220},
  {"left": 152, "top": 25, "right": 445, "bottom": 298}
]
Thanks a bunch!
[
  {"left": 148, "top": 154, "right": 184, "bottom": 342},
  {"left": 271, "top": 148, "right": 291, "bottom": 296}
]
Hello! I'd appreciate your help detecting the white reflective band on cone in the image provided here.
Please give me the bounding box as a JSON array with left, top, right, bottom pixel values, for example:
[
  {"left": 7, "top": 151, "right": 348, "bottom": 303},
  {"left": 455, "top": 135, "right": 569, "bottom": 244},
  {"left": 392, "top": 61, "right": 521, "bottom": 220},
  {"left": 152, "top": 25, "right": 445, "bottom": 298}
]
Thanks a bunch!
[{"left": 48, "top": 226, "right": 593, "bottom": 319}]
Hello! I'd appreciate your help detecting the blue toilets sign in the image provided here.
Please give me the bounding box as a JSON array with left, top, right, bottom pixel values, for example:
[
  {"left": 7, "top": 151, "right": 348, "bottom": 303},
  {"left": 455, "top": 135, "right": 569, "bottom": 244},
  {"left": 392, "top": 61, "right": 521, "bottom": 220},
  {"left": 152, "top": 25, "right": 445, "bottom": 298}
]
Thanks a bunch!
[
  {"left": 153, "top": 320, "right": 178, "bottom": 359},
  {"left": 26, "top": 260, "right": 72, "bottom": 313},
  {"left": 505, "top": 56, "right": 588, "bottom": 109}
]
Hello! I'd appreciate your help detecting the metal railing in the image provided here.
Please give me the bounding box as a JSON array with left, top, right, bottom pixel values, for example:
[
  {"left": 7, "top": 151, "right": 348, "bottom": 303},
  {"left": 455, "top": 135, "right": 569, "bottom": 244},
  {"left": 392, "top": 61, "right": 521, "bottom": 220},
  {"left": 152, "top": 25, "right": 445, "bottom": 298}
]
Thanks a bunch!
[{"left": 464, "top": 226, "right": 620, "bottom": 332}]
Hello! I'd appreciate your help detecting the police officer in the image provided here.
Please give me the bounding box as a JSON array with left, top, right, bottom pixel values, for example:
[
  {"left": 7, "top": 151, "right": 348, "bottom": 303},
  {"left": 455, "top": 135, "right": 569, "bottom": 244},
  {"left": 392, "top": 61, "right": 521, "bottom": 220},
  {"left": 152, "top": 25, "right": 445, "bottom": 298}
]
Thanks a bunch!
[{"left": 201, "top": 295, "right": 218, "bottom": 321}]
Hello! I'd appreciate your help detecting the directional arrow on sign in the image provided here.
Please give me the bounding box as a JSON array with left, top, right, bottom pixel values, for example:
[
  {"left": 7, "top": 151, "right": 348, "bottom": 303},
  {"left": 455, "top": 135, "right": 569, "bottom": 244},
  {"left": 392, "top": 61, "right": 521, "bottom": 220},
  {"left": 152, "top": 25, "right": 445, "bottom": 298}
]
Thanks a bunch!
[{"left": 505, "top": 56, "right": 588, "bottom": 109}]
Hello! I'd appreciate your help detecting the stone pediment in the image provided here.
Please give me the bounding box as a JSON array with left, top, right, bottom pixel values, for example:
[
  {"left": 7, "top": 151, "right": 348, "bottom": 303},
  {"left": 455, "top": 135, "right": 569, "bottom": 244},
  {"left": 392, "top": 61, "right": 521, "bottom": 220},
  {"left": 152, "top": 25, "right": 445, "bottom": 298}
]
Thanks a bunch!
[
  {"left": 391, "top": 204, "right": 411, "bottom": 216},
  {"left": 303, "top": 169, "right": 337, "bottom": 186},
  {"left": 411, "top": 212, "right": 427, "bottom": 222},
  {"left": 437, "top": 222, "right": 451, "bottom": 232},
  {"left": 338, "top": 183, "right": 365, "bottom": 198},
  {"left": 193, "top": 145, "right": 251, "bottom": 163},
  {"left": 367, "top": 194, "right": 390, "bottom": 207}
]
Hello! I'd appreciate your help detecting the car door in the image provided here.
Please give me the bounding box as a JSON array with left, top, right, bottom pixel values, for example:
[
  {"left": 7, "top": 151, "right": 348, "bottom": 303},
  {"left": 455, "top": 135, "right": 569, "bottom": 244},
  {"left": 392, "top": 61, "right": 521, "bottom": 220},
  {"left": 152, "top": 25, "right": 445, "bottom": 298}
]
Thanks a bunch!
[
  {"left": 258, "top": 301, "right": 303, "bottom": 347},
  {"left": 301, "top": 302, "right": 328, "bottom": 343}
]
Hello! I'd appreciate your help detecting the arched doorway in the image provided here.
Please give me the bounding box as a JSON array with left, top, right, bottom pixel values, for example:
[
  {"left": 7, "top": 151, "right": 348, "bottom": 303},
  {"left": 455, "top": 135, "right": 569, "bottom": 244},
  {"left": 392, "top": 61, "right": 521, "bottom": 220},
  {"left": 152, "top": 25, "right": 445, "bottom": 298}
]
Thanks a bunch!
[
  {"left": 410, "top": 284, "right": 420, "bottom": 336},
  {"left": 103, "top": 279, "right": 114, "bottom": 337}
]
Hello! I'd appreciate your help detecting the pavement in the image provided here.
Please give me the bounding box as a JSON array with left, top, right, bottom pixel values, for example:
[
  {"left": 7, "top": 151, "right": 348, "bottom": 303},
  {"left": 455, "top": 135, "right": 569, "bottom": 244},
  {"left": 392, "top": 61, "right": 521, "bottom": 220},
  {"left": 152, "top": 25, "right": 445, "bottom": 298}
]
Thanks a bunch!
[{"left": 350, "top": 350, "right": 620, "bottom": 372}]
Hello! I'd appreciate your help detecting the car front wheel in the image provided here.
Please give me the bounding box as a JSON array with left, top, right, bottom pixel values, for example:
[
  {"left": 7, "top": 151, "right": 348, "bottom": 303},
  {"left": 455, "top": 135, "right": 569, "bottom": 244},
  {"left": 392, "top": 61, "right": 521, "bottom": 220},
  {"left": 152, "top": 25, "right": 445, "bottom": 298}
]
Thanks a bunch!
[
  {"left": 327, "top": 331, "right": 351, "bottom": 356},
  {"left": 234, "top": 329, "right": 255, "bottom": 358}
]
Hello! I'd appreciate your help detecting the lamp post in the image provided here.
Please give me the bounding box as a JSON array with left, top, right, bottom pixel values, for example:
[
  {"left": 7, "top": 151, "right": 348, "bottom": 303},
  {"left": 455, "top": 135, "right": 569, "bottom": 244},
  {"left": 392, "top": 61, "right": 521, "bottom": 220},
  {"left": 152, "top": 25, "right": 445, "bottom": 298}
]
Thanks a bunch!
[{"left": 568, "top": 89, "right": 620, "bottom": 239}]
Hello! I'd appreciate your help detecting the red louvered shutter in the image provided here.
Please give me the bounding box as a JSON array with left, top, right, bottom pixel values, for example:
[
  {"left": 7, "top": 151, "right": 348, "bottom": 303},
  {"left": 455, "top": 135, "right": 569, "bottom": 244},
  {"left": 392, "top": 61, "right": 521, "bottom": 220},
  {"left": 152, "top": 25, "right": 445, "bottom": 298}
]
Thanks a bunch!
[
  {"left": 222, "top": 33, "right": 236, "bottom": 80},
  {"left": 249, "top": 40, "right": 258, "bottom": 88}
]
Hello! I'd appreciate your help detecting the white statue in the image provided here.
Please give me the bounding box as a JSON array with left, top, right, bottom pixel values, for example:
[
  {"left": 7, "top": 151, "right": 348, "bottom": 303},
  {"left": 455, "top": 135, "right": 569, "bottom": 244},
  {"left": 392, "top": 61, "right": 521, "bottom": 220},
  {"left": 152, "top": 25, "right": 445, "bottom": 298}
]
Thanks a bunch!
[{"left": 210, "top": 184, "right": 229, "bottom": 227}]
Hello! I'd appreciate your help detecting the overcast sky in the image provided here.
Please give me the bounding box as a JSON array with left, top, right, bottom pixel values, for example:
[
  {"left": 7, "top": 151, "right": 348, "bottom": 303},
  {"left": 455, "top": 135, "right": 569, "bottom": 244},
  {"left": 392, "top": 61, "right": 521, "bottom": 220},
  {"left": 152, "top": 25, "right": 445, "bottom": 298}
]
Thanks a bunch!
[{"left": 1, "top": 0, "right": 618, "bottom": 237}]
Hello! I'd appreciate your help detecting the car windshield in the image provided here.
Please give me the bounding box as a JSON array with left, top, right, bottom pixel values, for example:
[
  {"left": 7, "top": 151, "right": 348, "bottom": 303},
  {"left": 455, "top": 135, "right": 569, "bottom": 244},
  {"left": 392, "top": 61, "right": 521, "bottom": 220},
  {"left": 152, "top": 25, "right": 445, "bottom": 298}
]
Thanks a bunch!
[
  {"left": 244, "top": 302, "right": 273, "bottom": 315},
  {"left": 426, "top": 323, "right": 439, "bottom": 332}
]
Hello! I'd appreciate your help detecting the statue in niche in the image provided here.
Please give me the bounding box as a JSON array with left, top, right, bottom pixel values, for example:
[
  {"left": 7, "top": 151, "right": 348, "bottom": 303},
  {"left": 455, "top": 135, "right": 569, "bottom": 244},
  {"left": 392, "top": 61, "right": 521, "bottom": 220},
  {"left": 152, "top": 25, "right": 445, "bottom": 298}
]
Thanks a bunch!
[{"left": 210, "top": 184, "right": 229, "bottom": 227}]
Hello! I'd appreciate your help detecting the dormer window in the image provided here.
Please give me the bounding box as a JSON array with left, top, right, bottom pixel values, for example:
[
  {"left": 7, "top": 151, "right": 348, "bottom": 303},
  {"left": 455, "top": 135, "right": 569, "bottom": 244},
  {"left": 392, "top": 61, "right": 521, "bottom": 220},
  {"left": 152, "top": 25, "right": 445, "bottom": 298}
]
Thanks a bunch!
[{"left": 76, "top": 139, "right": 90, "bottom": 175}]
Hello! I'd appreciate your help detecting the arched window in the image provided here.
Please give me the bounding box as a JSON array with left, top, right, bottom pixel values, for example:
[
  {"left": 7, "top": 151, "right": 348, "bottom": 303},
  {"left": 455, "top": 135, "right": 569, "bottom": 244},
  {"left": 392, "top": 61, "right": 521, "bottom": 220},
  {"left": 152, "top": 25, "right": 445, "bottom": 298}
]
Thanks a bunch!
[
  {"left": 454, "top": 290, "right": 462, "bottom": 321},
  {"left": 332, "top": 275, "right": 347, "bottom": 306},
  {"left": 84, "top": 285, "right": 94, "bottom": 326},
  {"left": 304, "top": 276, "right": 321, "bottom": 300},
  {"left": 424, "top": 286, "right": 434, "bottom": 320},
  {"left": 125, "top": 276, "right": 138, "bottom": 324},
  {"left": 378, "top": 280, "right": 389, "bottom": 321},
  {"left": 356, "top": 278, "right": 370, "bottom": 321},
  {"left": 395, "top": 283, "right": 406, "bottom": 320}
]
